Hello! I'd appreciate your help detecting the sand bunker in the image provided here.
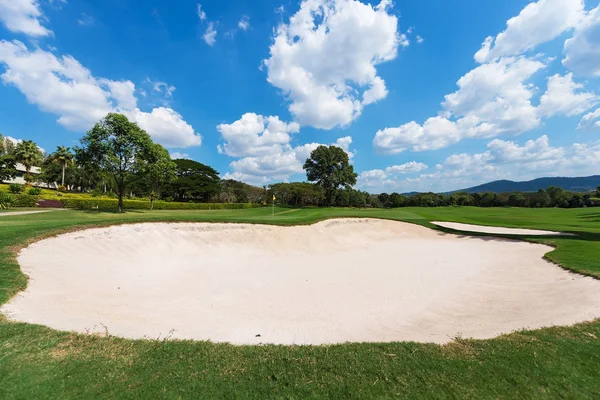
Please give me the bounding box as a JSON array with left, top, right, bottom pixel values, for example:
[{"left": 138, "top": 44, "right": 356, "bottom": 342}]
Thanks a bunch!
[
  {"left": 432, "top": 221, "right": 573, "bottom": 236},
  {"left": 3, "top": 219, "right": 600, "bottom": 345}
]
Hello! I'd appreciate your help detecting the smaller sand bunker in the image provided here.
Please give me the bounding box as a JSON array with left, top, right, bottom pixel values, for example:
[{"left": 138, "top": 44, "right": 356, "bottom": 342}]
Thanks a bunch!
[
  {"left": 2, "top": 219, "right": 599, "bottom": 345},
  {"left": 432, "top": 221, "right": 573, "bottom": 236}
]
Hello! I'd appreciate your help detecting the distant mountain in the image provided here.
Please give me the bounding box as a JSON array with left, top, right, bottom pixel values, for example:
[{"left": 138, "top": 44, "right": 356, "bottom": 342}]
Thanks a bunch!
[{"left": 454, "top": 176, "right": 600, "bottom": 194}]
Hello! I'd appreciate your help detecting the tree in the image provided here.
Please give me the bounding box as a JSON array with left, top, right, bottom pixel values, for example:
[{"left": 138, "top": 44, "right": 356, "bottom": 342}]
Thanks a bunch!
[
  {"left": 507, "top": 192, "right": 526, "bottom": 207},
  {"left": 0, "top": 154, "right": 16, "bottom": 183},
  {"left": 75, "top": 113, "right": 158, "bottom": 212},
  {"left": 378, "top": 193, "right": 390, "bottom": 207},
  {"left": 389, "top": 192, "right": 407, "bottom": 208},
  {"left": 0, "top": 134, "right": 16, "bottom": 156},
  {"left": 303, "top": 145, "right": 357, "bottom": 206},
  {"left": 144, "top": 144, "right": 176, "bottom": 210},
  {"left": 39, "top": 159, "right": 62, "bottom": 187},
  {"left": 13, "top": 140, "right": 43, "bottom": 183},
  {"left": 47, "top": 146, "right": 74, "bottom": 187},
  {"left": 0, "top": 134, "right": 17, "bottom": 183},
  {"left": 169, "top": 159, "right": 220, "bottom": 202}
]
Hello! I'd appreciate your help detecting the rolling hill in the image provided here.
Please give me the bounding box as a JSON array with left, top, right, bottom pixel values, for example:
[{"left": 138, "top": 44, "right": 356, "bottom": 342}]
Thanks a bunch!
[{"left": 455, "top": 176, "right": 600, "bottom": 194}]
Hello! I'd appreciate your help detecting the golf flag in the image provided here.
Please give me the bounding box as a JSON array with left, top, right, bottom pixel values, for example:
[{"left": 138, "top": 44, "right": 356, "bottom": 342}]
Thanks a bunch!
[{"left": 273, "top": 194, "right": 276, "bottom": 201}]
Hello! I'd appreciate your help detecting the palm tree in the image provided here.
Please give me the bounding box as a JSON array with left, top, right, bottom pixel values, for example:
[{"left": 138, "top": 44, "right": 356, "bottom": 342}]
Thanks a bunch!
[
  {"left": 47, "top": 146, "right": 74, "bottom": 187},
  {"left": 14, "top": 140, "right": 43, "bottom": 184}
]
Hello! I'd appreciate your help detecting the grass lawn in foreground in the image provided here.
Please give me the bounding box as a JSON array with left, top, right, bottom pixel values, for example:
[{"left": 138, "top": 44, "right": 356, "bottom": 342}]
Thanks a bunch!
[{"left": 1, "top": 207, "right": 599, "bottom": 399}]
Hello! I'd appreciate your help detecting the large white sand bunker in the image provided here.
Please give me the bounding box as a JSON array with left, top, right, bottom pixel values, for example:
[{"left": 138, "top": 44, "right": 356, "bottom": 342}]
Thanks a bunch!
[{"left": 3, "top": 219, "right": 600, "bottom": 345}]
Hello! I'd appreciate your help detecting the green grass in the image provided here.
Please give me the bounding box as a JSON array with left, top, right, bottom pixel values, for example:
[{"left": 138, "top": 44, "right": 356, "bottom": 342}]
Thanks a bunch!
[{"left": 1, "top": 207, "right": 600, "bottom": 399}]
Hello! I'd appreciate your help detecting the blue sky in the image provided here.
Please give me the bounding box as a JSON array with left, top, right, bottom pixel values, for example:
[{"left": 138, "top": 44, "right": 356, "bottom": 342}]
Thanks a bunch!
[{"left": 1, "top": 0, "right": 599, "bottom": 192}]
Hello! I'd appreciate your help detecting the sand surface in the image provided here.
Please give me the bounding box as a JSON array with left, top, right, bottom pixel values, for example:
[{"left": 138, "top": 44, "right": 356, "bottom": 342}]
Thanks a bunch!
[
  {"left": 3, "top": 219, "right": 600, "bottom": 345},
  {"left": 432, "top": 221, "right": 573, "bottom": 236}
]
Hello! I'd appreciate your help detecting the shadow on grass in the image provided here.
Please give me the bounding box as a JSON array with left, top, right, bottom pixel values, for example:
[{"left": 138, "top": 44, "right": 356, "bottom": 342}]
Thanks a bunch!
[{"left": 78, "top": 209, "right": 147, "bottom": 215}]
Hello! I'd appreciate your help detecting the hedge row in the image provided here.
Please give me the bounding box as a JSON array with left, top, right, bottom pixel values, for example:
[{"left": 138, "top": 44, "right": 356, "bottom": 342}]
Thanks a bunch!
[
  {"left": 13, "top": 194, "right": 39, "bottom": 207},
  {"left": 59, "top": 198, "right": 261, "bottom": 210}
]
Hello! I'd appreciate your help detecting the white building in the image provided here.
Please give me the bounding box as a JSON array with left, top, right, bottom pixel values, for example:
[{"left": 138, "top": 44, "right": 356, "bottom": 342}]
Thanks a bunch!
[{"left": 4, "top": 163, "right": 42, "bottom": 185}]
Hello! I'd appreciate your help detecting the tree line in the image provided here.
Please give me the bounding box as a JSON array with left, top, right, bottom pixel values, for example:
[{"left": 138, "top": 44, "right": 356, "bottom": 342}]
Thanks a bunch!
[{"left": 2, "top": 112, "right": 599, "bottom": 211}]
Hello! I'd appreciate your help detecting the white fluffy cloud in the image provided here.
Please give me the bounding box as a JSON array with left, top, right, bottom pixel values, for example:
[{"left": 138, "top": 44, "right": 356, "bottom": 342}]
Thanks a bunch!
[
  {"left": 578, "top": 108, "right": 600, "bottom": 130},
  {"left": 358, "top": 161, "right": 428, "bottom": 188},
  {"left": 475, "top": 0, "right": 584, "bottom": 63},
  {"left": 0, "top": 0, "right": 52, "bottom": 37},
  {"left": 374, "top": 57, "right": 545, "bottom": 153},
  {"left": 0, "top": 40, "right": 201, "bottom": 148},
  {"left": 126, "top": 108, "right": 201, "bottom": 148},
  {"left": 538, "top": 73, "right": 597, "bottom": 117},
  {"left": 219, "top": 113, "right": 354, "bottom": 184},
  {"left": 373, "top": 0, "right": 600, "bottom": 155},
  {"left": 563, "top": 5, "right": 600, "bottom": 77},
  {"left": 427, "top": 135, "right": 596, "bottom": 189},
  {"left": 373, "top": 117, "right": 460, "bottom": 154},
  {"left": 102, "top": 80, "right": 138, "bottom": 110},
  {"left": 217, "top": 113, "right": 300, "bottom": 157},
  {"left": 363, "top": 136, "right": 600, "bottom": 192},
  {"left": 263, "top": 0, "right": 401, "bottom": 129}
]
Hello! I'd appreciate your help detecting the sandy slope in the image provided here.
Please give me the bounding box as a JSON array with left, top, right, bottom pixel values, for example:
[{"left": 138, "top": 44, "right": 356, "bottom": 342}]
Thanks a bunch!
[
  {"left": 3, "top": 219, "right": 599, "bottom": 345},
  {"left": 431, "top": 221, "right": 573, "bottom": 236}
]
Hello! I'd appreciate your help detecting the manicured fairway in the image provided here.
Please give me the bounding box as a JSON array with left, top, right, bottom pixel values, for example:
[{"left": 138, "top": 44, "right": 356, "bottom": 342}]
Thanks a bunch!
[{"left": 1, "top": 207, "right": 599, "bottom": 399}]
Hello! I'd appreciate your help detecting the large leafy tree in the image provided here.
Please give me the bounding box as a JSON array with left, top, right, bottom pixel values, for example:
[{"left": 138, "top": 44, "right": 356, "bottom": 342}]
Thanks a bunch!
[
  {"left": 47, "top": 146, "right": 75, "bottom": 187},
  {"left": 144, "top": 144, "right": 176, "bottom": 210},
  {"left": 75, "top": 113, "right": 159, "bottom": 212},
  {"left": 13, "top": 140, "right": 43, "bottom": 183},
  {"left": 170, "top": 159, "right": 221, "bottom": 202},
  {"left": 303, "top": 145, "right": 357, "bottom": 206}
]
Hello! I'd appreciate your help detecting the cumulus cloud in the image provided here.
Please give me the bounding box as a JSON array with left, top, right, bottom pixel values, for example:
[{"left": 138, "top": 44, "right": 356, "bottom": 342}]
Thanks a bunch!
[
  {"left": 563, "top": 5, "right": 600, "bottom": 77},
  {"left": 374, "top": 57, "right": 545, "bottom": 153},
  {"left": 475, "top": 0, "right": 584, "bottom": 63},
  {"left": 263, "top": 0, "right": 402, "bottom": 129},
  {"left": 217, "top": 113, "right": 300, "bottom": 157},
  {"left": 102, "top": 80, "right": 138, "bottom": 110},
  {"left": 219, "top": 113, "right": 354, "bottom": 184},
  {"left": 0, "top": 40, "right": 201, "bottom": 148},
  {"left": 578, "top": 108, "right": 600, "bottom": 130},
  {"left": 358, "top": 162, "right": 428, "bottom": 188},
  {"left": 363, "top": 136, "right": 600, "bottom": 193},
  {"left": 538, "top": 73, "right": 597, "bottom": 117},
  {"left": 0, "top": 0, "right": 52, "bottom": 37},
  {"left": 126, "top": 108, "right": 201, "bottom": 148}
]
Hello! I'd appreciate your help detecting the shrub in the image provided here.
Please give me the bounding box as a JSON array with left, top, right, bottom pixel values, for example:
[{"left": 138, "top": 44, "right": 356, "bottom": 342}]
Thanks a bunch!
[
  {"left": 60, "top": 198, "right": 262, "bottom": 211},
  {"left": 8, "top": 183, "right": 24, "bottom": 194},
  {"left": 27, "top": 187, "right": 42, "bottom": 196},
  {"left": 38, "top": 199, "right": 63, "bottom": 208},
  {"left": 13, "top": 194, "right": 38, "bottom": 207},
  {"left": 58, "top": 185, "right": 67, "bottom": 192},
  {"left": 0, "top": 192, "right": 14, "bottom": 209},
  {"left": 90, "top": 188, "right": 103, "bottom": 197}
]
